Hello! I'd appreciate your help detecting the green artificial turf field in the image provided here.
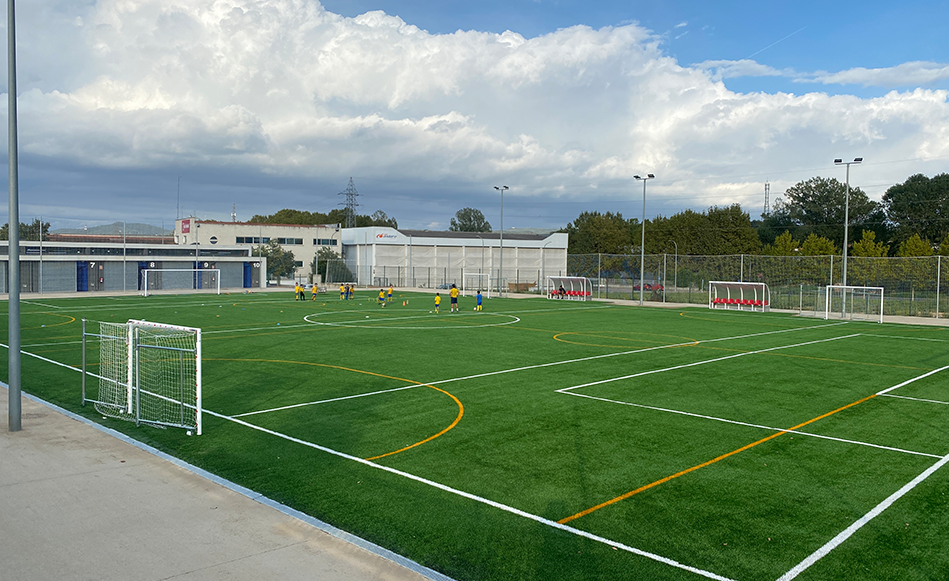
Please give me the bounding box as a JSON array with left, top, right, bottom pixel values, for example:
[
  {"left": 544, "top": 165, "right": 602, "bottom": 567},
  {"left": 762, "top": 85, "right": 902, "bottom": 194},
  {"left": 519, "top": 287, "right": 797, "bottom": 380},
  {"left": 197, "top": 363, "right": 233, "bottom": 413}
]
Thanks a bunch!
[{"left": 6, "top": 290, "right": 949, "bottom": 580}]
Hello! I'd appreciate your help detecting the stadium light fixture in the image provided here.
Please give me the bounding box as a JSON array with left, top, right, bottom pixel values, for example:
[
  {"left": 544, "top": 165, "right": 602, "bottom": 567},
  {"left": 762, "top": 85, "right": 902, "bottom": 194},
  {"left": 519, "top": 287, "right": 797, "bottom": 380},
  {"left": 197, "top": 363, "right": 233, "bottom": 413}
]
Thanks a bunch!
[
  {"left": 634, "top": 174, "right": 655, "bottom": 306},
  {"left": 834, "top": 157, "right": 862, "bottom": 289},
  {"left": 494, "top": 186, "right": 509, "bottom": 294}
]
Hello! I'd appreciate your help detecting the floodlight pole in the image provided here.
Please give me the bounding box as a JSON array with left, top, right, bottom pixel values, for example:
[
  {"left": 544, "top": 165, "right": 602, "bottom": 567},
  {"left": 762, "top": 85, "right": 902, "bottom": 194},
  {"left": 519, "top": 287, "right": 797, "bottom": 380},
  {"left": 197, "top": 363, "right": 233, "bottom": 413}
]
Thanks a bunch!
[
  {"left": 7, "top": 0, "right": 21, "bottom": 431},
  {"left": 834, "top": 157, "right": 862, "bottom": 289},
  {"left": 494, "top": 186, "right": 508, "bottom": 294},
  {"left": 634, "top": 174, "right": 655, "bottom": 306}
]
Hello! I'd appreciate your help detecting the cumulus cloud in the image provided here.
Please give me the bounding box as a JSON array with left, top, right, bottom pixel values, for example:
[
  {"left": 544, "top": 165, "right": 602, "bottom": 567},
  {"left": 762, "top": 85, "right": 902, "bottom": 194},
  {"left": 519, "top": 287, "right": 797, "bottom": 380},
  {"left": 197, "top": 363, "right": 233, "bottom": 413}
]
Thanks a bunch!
[{"left": 5, "top": 0, "right": 949, "bottom": 228}]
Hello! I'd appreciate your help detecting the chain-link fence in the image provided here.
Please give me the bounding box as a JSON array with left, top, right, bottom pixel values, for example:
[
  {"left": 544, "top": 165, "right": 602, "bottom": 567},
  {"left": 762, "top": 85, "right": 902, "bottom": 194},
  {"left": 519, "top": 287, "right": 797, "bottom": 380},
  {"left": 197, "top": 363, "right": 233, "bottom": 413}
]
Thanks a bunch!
[{"left": 568, "top": 253, "right": 949, "bottom": 319}]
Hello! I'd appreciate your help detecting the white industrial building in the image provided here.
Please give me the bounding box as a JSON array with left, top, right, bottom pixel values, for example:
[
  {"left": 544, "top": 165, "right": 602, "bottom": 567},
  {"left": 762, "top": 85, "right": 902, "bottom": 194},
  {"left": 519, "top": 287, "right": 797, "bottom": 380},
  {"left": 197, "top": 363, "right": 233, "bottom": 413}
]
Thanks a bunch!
[
  {"left": 174, "top": 219, "right": 341, "bottom": 281},
  {"left": 341, "top": 227, "right": 568, "bottom": 292}
]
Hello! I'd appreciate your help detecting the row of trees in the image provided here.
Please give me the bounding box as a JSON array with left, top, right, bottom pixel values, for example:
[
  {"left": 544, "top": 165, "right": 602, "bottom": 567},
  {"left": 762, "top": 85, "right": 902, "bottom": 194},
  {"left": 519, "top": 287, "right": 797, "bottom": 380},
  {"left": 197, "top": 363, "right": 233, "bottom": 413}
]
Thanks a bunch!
[
  {"left": 249, "top": 207, "right": 398, "bottom": 229},
  {"left": 560, "top": 172, "right": 949, "bottom": 258},
  {"left": 1, "top": 218, "right": 51, "bottom": 241}
]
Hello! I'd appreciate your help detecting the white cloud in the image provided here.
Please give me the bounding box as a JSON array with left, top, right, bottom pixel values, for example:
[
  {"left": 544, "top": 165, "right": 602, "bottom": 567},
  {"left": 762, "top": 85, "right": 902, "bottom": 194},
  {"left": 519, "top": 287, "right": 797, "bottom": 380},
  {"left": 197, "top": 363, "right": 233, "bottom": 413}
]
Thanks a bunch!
[
  {"left": 5, "top": 0, "right": 949, "bottom": 228},
  {"left": 801, "top": 61, "right": 949, "bottom": 88}
]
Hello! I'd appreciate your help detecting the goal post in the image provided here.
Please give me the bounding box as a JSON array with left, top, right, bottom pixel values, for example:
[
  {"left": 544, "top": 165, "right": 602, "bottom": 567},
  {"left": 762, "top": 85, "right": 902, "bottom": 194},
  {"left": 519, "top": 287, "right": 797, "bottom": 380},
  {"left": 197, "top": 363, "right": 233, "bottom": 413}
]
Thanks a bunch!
[
  {"left": 823, "top": 285, "right": 884, "bottom": 323},
  {"left": 546, "top": 276, "right": 592, "bottom": 301},
  {"left": 141, "top": 269, "right": 221, "bottom": 297},
  {"left": 709, "top": 281, "right": 770, "bottom": 312},
  {"left": 82, "top": 318, "right": 202, "bottom": 435},
  {"left": 462, "top": 271, "right": 492, "bottom": 298}
]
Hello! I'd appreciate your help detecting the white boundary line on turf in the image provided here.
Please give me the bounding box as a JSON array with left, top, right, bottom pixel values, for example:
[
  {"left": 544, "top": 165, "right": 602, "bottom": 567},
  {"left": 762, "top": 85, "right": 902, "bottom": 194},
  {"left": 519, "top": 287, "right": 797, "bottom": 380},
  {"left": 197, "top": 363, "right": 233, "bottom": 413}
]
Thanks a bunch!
[
  {"left": 21, "top": 300, "right": 64, "bottom": 309},
  {"left": 860, "top": 333, "right": 949, "bottom": 343},
  {"left": 235, "top": 322, "right": 850, "bottom": 417},
  {"left": 880, "top": 394, "right": 949, "bottom": 405},
  {"left": 559, "top": 391, "right": 941, "bottom": 459},
  {"left": 558, "top": 334, "right": 860, "bottom": 393},
  {"left": 205, "top": 409, "right": 737, "bottom": 581},
  {"left": 876, "top": 364, "right": 949, "bottom": 395},
  {"left": 775, "top": 452, "right": 949, "bottom": 581}
]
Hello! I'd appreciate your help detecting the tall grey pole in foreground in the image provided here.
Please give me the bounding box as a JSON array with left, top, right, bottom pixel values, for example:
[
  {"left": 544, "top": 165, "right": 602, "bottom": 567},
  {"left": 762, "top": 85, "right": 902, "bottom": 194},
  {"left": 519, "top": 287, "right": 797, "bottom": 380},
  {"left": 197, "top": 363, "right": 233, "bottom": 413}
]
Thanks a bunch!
[
  {"left": 634, "top": 174, "right": 655, "bottom": 306},
  {"left": 494, "top": 185, "right": 508, "bottom": 294},
  {"left": 8, "top": 0, "right": 21, "bottom": 431},
  {"left": 834, "top": 157, "right": 862, "bottom": 289}
]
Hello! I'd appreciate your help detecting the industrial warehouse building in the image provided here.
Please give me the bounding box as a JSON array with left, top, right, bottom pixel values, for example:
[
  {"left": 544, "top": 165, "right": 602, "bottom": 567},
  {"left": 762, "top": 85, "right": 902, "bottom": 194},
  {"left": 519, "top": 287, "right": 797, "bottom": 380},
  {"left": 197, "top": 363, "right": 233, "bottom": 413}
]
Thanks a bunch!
[
  {"left": 341, "top": 227, "right": 568, "bottom": 291},
  {"left": 1, "top": 239, "right": 265, "bottom": 294}
]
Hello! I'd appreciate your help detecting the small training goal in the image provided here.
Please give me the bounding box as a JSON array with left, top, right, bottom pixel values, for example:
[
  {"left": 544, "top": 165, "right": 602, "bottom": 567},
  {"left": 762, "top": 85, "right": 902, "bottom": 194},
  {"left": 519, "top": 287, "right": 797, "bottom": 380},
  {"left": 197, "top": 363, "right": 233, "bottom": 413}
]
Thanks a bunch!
[
  {"left": 709, "top": 281, "right": 770, "bottom": 312},
  {"left": 141, "top": 268, "right": 221, "bottom": 297},
  {"left": 546, "top": 276, "right": 592, "bottom": 301},
  {"left": 462, "top": 271, "right": 493, "bottom": 298},
  {"left": 82, "top": 319, "right": 202, "bottom": 435},
  {"left": 821, "top": 285, "right": 884, "bottom": 323}
]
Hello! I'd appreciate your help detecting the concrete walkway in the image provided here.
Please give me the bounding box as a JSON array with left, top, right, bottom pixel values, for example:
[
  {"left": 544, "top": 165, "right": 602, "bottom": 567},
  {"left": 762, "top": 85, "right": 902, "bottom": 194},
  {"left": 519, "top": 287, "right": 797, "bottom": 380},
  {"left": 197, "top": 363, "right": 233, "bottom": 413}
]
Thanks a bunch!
[{"left": 0, "top": 389, "right": 449, "bottom": 581}]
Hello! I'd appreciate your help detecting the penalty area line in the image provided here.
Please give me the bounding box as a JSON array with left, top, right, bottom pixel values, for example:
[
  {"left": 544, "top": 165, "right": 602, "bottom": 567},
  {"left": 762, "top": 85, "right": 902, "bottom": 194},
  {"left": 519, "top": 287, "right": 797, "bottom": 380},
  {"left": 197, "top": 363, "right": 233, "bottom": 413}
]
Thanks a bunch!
[
  {"left": 205, "top": 408, "right": 736, "bottom": 581},
  {"left": 776, "top": 452, "right": 949, "bottom": 581}
]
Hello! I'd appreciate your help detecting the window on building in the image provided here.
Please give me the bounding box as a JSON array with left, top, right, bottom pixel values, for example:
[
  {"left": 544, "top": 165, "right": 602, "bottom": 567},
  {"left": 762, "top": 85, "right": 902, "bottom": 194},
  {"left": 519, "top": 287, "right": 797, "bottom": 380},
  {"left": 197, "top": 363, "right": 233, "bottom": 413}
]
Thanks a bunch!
[{"left": 314, "top": 238, "right": 338, "bottom": 246}]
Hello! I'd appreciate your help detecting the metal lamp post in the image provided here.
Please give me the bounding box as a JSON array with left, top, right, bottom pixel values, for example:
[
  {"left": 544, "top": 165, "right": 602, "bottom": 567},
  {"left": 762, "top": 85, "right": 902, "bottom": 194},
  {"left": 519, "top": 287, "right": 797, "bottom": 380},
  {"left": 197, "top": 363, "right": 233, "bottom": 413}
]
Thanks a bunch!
[
  {"left": 494, "top": 185, "right": 508, "bottom": 294},
  {"left": 834, "top": 157, "right": 862, "bottom": 288},
  {"left": 634, "top": 174, "right": 655, "bottom": 305},
  {"left": 670, "top": 240, "right": 678, "bottom": 290}
]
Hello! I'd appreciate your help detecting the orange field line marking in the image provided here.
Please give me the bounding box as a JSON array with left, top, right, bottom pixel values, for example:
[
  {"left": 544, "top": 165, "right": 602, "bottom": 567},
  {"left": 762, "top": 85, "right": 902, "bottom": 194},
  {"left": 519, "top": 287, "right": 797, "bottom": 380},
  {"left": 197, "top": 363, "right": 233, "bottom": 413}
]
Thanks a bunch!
[
  {"left": 207, "top": 357, "right": 463, "bottom": 460},
  {"left": 558, "top": 393, "right": 879, "bottom": 525}
]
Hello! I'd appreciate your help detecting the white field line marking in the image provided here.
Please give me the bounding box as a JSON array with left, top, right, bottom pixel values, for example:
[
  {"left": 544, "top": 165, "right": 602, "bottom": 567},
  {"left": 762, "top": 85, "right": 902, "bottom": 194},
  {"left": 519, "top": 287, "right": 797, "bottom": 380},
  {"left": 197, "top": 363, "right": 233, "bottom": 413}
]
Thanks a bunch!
[
  {"left": 559, "top": 334, "right": 860, "bottom": 393},
  {"left": 21, "top": 300, "right": 64, "bottom": 309},
  {"left": 206, "top": 409, "right": 736, "bottom": 581},
  {"left": 880, "top": 394, "right": 949, "bottom": 405},
  {"left": 559, "top": 391, "right": 941, "bottom": 459},
  {"left": 233, "top": 323, "right": 851, "bottom": 417},
  {"left": 861, "top": 333, "right": 949, "bottom": 343},
  {"left": 776, "top": 452, "right": 949, "bottom": 581},
  {"left": 876, "top": 364, "right": 949, "bottom": 395}
]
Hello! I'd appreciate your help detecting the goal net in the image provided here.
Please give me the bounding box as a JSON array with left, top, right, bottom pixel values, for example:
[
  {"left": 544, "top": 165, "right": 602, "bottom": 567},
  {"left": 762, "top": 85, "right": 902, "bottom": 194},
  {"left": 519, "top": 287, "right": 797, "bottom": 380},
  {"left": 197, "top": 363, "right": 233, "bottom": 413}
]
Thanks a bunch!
[
  {"left": 141, "top": 269, "right": 221, "bottom": 297},
  {"left": 82, "top": 319, "right": 202, "bottom": 435},
  {"left": 821, "top": 285, "right": 884, "bottom": 323},
  {"left": 546, "top": 276, "right": 592, "bottom": 301},
  {"left": 462, "top": 272, "right": 492, "bottom": 298},
  {"left": 709, "top": 281, "right": 770, "bottom": 312}
]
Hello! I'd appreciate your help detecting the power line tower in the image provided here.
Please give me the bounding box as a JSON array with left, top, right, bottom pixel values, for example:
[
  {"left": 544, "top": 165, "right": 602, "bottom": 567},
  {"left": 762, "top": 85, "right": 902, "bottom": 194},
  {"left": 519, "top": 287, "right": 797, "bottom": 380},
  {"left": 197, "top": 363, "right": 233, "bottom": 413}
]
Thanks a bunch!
[
  {"left": 338, "top": 177, "right": 360, "bottom": 228},
  {"left": 231, "top": 203, "right": 237, "bottom": 222},
  {"left": 763, "top": 181, "right": 771, "bottom": 216}
]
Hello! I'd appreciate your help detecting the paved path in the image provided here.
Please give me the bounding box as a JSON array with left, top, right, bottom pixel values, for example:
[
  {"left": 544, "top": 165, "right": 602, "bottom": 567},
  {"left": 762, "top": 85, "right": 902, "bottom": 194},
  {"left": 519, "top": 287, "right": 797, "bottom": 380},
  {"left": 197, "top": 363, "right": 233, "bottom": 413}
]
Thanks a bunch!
[{"left": 0, "top": 388, "right": 448, "bottom": 581}]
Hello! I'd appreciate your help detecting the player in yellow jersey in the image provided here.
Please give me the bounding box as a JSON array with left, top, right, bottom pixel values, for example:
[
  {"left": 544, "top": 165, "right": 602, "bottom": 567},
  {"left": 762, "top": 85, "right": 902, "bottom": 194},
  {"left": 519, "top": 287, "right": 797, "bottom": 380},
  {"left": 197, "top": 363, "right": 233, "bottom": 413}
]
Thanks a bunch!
[
  {"left": 387, "top": 284, "right": 394, "bottom": 302},
  {"left": 434, "top": 293, "right": 441, "bottom": 313},
  {"left": 449, "top": 284, "right": 459, "bottom": 313},
  {"left": 311, "top": 283, "right": 318, "bottom": 301},
  {"left": 339, "top": 284, "right": 345, "bottom": 300},
  {"left": 378, "top": 288, "right": 386, "bottom": 307}
]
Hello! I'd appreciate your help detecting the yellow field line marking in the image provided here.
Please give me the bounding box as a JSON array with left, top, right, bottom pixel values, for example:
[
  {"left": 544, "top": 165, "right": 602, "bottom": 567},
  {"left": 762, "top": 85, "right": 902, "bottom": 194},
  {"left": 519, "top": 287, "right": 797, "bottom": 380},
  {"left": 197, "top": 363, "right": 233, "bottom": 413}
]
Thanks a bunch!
[
  {"left": 207, "top": 357, "right": 463, "bottom": 460},
  {"left": 558, "top": 393, "right": 878, "bottom": 525},
  {"left": 24, "top": 313, "right": 76, "bottom": 330}
]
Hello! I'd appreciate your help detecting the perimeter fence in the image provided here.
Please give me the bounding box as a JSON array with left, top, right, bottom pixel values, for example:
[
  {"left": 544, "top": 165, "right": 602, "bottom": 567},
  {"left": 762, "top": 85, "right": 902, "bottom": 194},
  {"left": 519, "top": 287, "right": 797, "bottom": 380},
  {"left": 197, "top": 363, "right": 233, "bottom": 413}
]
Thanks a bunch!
[{"left": 568, "top": 253, "right": 949, "bottom": 319}]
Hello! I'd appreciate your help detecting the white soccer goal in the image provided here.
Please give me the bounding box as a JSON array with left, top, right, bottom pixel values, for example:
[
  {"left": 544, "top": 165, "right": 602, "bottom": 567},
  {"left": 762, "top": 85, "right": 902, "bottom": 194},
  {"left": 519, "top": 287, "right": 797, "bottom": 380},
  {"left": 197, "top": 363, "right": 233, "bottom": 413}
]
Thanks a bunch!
[
  {"left": 546, "top": 276, "right": 592, "bottom": 301},
  {"left": 141, "top": 269, "right": 221, "bottom": 297},
  {"left": 822, "top": 285, "right": 884, "bottom": 323},
  {"left": 709, "top": 281, "right": 770, "bottom": 312},
  {"left": 82, "top": 319, "right": 202, "bottom": 435},
  {"left": 462, "top": 271, "right": 493, "bottom": 298}
]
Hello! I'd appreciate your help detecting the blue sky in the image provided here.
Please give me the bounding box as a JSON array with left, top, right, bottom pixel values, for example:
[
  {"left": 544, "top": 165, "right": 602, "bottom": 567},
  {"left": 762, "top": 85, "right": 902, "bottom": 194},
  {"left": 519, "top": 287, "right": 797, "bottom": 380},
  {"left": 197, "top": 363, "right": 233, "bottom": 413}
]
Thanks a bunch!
[{"left": 3, "top": 0, "right": 949, "bottom": 233}]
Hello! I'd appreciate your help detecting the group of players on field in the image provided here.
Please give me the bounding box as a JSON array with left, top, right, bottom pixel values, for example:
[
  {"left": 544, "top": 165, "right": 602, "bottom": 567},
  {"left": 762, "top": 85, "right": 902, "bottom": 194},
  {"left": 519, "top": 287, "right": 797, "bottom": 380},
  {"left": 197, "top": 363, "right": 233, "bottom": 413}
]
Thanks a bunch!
[{"left": 297, "top": 281, "right": 483, "bottom": 313}]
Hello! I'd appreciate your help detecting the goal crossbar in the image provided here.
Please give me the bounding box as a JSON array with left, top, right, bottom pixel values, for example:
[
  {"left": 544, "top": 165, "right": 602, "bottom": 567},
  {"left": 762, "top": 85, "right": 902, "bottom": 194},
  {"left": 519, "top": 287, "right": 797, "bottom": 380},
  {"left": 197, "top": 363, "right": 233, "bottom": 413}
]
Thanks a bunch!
[
  {"left": 823, "top": 285, "right": 884, "bottom": 323},
  {"left": 462, "top": 271, "right": 492, "bottom": 298}
]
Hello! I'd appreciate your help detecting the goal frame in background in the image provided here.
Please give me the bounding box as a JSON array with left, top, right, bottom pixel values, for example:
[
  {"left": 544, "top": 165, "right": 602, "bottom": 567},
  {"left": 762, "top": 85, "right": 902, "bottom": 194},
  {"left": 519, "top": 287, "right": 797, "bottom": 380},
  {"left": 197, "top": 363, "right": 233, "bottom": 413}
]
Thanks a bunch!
[
  {"left": 141, "top": 268, "right": 221, "bottom": 297},
  {"left": 708, "top": 281, "right": 770, "bottom": 312},
  {"left": 82, "top": 318, "right": 203, "bottom": 435},
  {"left": 462, "top": 271, "right": 493, "bottom": 298},
  {"left": 823, "top": 285, "right": 884, "bottom": 324},
  {"left": 545, "top": 276, "right": 592, "bottom": 301}
]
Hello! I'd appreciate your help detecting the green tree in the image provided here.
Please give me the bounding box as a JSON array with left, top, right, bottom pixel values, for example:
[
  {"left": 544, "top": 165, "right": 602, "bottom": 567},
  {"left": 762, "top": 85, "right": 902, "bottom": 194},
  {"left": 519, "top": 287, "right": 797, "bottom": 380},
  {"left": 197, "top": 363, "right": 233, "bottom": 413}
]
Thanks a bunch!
[
  {"left": 939, "top": 232, "right": 949, "bottom": 256},
  {"left": 882, "top": 173, "right": 949, "bottom": 247},
  {"left": 563, "top": 211, "right": 631, "bottom": 254},
  {"left": 851, "top": 230, "right": 889, "bottom": 257},
  {"left": 0, "top": 218, "right": 51, "bottom": 241},
  {"left": 780, "top": 177, "right": 883, "bottom": 248},
  {"left": 703, "top": 204, "right": 762, "bottom": 255},
  {"left": 449, "top": 208, "right": 492, "bottom": 232},
  {"left": 799, "top": 233, "right": 836, "bottom": 256},
  {"left": 762, "top": 230, "right": 799, "bottom": 255},
  {"left": 254, "top": 240, "right": 296, "bottom": 284},
  {"left": 896, "top": 233, "right": 933, "bottom": 257}
]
